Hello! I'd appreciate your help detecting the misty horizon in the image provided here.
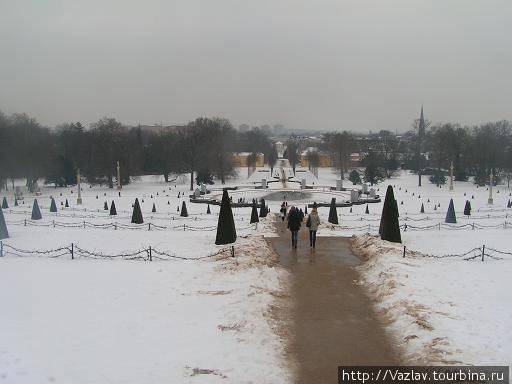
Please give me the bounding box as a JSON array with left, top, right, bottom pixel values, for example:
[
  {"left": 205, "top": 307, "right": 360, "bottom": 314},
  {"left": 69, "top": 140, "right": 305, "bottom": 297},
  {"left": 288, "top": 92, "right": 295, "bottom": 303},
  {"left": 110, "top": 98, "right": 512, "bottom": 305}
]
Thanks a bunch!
[{"left": 1, "top": 1, "right": 511, "bottom": 132}]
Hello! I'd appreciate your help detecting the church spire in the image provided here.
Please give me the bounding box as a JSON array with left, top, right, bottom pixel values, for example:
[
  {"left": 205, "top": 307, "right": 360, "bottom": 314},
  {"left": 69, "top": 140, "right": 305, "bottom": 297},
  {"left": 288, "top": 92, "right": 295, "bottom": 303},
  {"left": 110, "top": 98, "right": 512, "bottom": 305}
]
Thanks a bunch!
[{"left": 419, "top": 105, "right": 425, "bottom": 138}]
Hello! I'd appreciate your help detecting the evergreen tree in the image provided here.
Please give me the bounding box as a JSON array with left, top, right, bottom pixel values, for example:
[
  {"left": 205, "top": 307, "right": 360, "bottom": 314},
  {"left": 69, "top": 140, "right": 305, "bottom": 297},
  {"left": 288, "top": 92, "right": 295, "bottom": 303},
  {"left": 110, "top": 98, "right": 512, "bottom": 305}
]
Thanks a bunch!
[
  {"left": 110, "top": 200, "right": 117, "bottom": 215},
  {"left": 65, "top": 199, "right": 69, "bottom": 208},
  {"left": 152, "top": 203, "right": 156, "bottom": 213},
  {"left": 349, "top": 170, "right": 361, "bottom": 185},
  {"left": 131, "top": 198, "right": 143, "bottom": 224},
  {"left": 50, "top": 197, "right": 57, "bottom": 213},
  {"left": 250, "top": 199, "right": 259, "bottom": 224},
  {"left": 328, "top": 198, "right": 338, "bottom": 224},
  {"left": 259, "top": 198, "right": 267, "bottom": 218},
  {"left": 31, "top": 199, "right": 42, "bottom": 220},
  {"left": 464, "top": 200, "right": 471, "bottom": 216},
  {"left": 445, "top": 198, "right": 457, "bottom": 223},
  {"left": 104, "top": 201, "right": 108, "bottom": 210},
  {"left": 420, "top": 203, "right": 424, "bottom": 213},
  {"left": 379, "top": 185, "right": 401, "bottom": 243},
  {"left": 0, "top": 206, "right": 8, "bottom": 240},
  {"left": 365, "top": 204, "right": 369, "bottom": 214},
  {"left": 207, "top": 204, "right": 211, "bottom": 214},
  {"left": 180, "top": 201, "right": 188, "bottom": 217},
  {"left": 215, "top": 189, "right": 237, "bottom": 245},
  {"left": 1, "top": 196, "right": 8, "bottom": 209}
]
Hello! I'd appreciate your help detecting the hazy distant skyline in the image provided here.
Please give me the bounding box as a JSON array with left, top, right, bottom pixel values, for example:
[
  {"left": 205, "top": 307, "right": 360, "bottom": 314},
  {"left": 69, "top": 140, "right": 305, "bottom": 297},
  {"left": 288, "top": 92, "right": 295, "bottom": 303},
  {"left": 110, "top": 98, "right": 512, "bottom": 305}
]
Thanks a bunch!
[{"left": 1, "top": 1, "right": 511, "bottom": 132}]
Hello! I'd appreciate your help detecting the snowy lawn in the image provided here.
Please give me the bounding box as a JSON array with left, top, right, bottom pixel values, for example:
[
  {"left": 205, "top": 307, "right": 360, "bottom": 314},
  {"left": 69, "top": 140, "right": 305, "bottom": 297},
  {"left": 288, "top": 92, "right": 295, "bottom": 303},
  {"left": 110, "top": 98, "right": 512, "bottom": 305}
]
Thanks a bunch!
[
  {"left": 352, "top": 235, "right": 512, "bottom": 367},
  {"left": 0, "top": 236, "right": 290, "bottom": 384}
]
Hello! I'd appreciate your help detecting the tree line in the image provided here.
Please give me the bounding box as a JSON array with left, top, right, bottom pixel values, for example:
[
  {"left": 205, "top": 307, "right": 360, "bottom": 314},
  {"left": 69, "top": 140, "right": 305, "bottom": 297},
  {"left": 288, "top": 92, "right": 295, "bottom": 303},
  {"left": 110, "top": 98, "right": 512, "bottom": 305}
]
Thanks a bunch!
[{"left": 0, "top": 112, "right": 275, "bottom": 191}]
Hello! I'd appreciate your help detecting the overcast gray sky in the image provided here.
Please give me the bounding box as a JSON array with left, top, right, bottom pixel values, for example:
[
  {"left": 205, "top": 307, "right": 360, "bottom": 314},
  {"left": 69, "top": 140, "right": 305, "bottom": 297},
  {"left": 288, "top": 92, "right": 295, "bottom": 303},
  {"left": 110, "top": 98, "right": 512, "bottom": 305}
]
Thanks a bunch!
[{"left": 1, "top": 1, "right": 511, "bottom": 132}]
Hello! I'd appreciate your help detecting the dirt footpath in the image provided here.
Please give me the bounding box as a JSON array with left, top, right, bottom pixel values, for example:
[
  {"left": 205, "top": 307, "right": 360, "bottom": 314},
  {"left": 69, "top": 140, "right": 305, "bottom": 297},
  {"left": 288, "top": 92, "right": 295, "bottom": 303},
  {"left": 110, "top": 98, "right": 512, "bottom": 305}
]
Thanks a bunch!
[{"left": 267, "top": 219, "right": 400, "bottom": 383}]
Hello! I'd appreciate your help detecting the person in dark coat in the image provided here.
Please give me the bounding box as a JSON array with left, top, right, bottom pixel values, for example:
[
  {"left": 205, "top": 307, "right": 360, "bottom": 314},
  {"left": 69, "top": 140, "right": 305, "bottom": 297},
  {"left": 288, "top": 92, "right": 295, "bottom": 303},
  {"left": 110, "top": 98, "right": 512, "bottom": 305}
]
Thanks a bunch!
[
  {"left": 287, "top": 206, "right": 302, "bottom": 249},
  {"left": 280, "top": 202, "right": 287, "bottom": 221}
]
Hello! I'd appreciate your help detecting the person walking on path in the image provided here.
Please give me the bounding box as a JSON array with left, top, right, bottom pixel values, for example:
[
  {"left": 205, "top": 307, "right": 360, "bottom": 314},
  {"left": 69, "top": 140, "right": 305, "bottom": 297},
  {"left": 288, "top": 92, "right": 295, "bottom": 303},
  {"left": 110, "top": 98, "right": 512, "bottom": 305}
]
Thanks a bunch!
[
  {"left": 306, "top": 202, "right": 321, "bottom": 248},
  {"left": 280, "top": 202, "right": 287, "bottom": 221},
  {"left": 287, "top": 206, "right": 302, "bottom": 249}
]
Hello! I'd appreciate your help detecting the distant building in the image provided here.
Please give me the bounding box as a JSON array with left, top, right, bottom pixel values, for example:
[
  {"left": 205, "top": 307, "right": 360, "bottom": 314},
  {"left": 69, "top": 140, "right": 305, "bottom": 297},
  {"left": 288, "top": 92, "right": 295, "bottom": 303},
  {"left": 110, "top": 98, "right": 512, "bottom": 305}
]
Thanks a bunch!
[
  {"left": 238, "top": 124, "right": 250, "bottom": 133},
  {"left": 300, "top": 148, "right": 333, "bottom": 167},
  {"left": 231, "top": 152, "right": 265, "bottom": 167}
]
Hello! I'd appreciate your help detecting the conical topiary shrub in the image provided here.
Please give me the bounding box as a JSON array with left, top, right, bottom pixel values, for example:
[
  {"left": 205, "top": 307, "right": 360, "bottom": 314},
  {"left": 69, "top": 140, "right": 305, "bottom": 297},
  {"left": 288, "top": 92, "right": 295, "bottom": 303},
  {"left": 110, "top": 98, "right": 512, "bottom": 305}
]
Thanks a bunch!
[
  {"left": 0, "top": 207, "right": 8, "bottom": 240},
  {"left": 131, "top": 198, "right": 143, "bottom": 224},
  {"left": 259, "top": 198, "right": 267, "bottom": 218},
  {"left": 152, "top": 203, "right": 156, "bottom": 213},
  {"left": 464, "top": 200, "right": 471, "bottom": 216},
  {"left": 445, "top": 198, "right": 457, "bottom": 224},
  {"left": 349, "top": 207, "right": 352, "bottom": 213},
  {"left": 65, "top": 199, "right": 69, "bottom": 208},
  {"left": 180, "top": 201, "right": 188, "bottom": 217},
  {"left": 2, "top": 196, "right": 8, "bottom": 209},
  {"left": 207, "top": 204, "right": 211, "bottom": 214},
  {"left": 250, "top": 199, "right": 259, "bottom": 224},
  {"left": 104, "top": 201, "right": 108, "bottom": 210},
  {"left": 379, "top": 185, "right": 401, "bottom": 243},
  {"left": 328, "top": 198, "right": 338, "bottom": 224},
  {"left": 110, "top": 201, "right": 117, "bottom": 215},
  {"left": 215, "top": 189, "right": 237, "bottom": 245},
  {"left": 31, "top": 199, "right": 42, "bottom": 220},
  {"left": 365, "top": 204, "right": 369, "bottom": 214},
  {"left": 420, "top": 203, "right": 424, "bottom": 213},
  {"left": 50, "top": 198, "right": 57, "bottom": 213}
]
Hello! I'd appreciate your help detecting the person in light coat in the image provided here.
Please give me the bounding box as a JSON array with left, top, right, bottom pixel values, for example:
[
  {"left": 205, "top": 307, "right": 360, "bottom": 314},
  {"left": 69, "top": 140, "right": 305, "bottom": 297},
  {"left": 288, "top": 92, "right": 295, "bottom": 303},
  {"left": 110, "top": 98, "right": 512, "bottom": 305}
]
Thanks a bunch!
[{"left": 307, "top": 202, "right": 321, "bottom": 248}]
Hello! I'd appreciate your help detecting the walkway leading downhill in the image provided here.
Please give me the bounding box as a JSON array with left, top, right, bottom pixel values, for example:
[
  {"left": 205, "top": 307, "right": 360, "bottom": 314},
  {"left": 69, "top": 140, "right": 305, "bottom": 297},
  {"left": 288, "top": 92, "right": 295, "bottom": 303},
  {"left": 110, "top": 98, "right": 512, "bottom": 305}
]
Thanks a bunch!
[{"left": 267, "top": 218, "right": 400, "bottom": 384}]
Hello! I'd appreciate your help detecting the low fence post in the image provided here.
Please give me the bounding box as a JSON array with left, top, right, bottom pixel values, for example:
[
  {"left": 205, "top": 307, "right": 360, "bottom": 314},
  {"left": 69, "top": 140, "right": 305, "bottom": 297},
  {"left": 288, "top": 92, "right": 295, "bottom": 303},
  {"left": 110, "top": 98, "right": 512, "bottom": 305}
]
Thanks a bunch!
[
  {"left": 71, "top": 243, "right": 74, "bottom": 260},
  {"left": 24, "top": 218, "right": 26, "bottom": 226},
  {"left": 114, "top": 223, "right": 117, "bottom": 230},
  {"left": 404, "top": 223, "right": 407, "bottom": 232},
  {"left": 0, "top": 241, "right": 3, "bottom": 257},
  {"left": 53, "top": 220, "right": 55, "bottom": 228},
  {"left": 83, "top": 220, "right": 86, "bottom": 228},
  {"left": 472, "top": 222, "right": 475, "bottom": 230},
  {"left": 403, "top": 245, "right": 406, "bottom": 258},
  {"left": 183, "top": 224, "right": 185, "bottom": 231},
  {"left": 148, "top": 223, "right": 151, "bottom": 231},
  {"left": 149, "top": 246, "right": 152, "bottom": 261},
  {"left": 481, "top": 245, "right": 485, "bottom": 262},
  {"left": 438, "top": 223, "right": 441, "bottom": 230}
]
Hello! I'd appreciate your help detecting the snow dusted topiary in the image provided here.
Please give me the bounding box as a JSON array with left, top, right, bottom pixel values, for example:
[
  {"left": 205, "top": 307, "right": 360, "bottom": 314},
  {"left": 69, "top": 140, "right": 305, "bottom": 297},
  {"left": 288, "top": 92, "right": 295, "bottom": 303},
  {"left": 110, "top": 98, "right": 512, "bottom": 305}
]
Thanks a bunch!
[
  {"left": 31, "top": 199, "right": 42, "bottom": 220},
  {"left": 379, "top": 185, "right": 401, "bottom": 243},
  {"left": 259, "top": 198, "right": 267, "bottom": 218},
  {"left": 2, "top": 196, "right": 8, "bottom": 209},
  {"left": 180, "top": 201, "right": 188, "bottom": 217},
  {"left": 215, "top": 189, "right": 236, "bottom": 245},
  {"left": 464, "top": 200, "right": 471, "bottom": 216},
  {"left": 152, "top": 203, "right": 156, "bottom": 213},
  {"left": 250, "top": 199, "right": 259, "bottom": 224},
  {"left": 207, "top": 204, "right": 211, "bottom": 214},
  {"left": 50, "top": 198, "right": 57, "bottom": 213},
  {"left": 104, "top": 201, "right": 108, "bottom": 210},
  {"left": 131, "top": 198, "right": 143, "bottom": 224},
  {"left": 109, "top": 201, "right": 117, "bottom": 216},
  {"left": 365, "top": 204, "right": 369, "bottom": 214},
  {"left": 420, "top": 203, "right": 424, "bottom": 214},
  {"left": 0, "top": 206, "right": 8, "bottom": 240},
  {"left": 328, "top": 198, "right": 338, "bottom": 224},
  {"left": 445, "top": 198, "right": 457, "bottom": 224}
]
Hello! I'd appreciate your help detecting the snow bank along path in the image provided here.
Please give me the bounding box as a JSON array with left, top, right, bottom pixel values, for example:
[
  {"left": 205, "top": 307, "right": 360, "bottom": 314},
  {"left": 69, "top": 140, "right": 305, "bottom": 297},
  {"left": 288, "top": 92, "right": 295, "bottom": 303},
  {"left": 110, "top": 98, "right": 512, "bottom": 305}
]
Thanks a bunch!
[{"left": 352, "top": 235, "right": 512, "bottom": 367}]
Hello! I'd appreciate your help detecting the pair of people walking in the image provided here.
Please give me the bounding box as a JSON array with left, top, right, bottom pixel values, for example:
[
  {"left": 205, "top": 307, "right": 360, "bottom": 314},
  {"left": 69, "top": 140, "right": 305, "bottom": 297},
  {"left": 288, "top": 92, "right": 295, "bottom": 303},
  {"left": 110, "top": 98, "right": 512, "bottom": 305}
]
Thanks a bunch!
[{"left": 286, "top": 202, "right": 320, "bottom": 249}]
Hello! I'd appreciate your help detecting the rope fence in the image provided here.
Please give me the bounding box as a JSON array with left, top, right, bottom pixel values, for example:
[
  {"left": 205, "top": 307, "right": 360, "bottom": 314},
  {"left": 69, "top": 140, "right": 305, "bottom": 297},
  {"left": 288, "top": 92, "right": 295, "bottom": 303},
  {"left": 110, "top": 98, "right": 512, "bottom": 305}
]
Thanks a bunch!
[
  {"left": 0, "top": 242, "right": 234, "bottom": 261},
  {"left": 4, "top": 218, "right": 256, "bottom": 232},
  {"left": 400, "top": 244, "right": 512, "bottom": 261}
]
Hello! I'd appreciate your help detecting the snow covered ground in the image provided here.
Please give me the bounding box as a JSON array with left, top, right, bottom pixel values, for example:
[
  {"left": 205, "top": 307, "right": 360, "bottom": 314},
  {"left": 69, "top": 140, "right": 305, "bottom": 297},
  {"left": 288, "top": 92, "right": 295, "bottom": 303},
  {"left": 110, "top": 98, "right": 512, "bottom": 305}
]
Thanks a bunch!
[
  {"left": 1, "top": 166, "right": 511, "bottom": 381},
  {"left": 0, "top": 171, "right": 291, "bottom": 383}
]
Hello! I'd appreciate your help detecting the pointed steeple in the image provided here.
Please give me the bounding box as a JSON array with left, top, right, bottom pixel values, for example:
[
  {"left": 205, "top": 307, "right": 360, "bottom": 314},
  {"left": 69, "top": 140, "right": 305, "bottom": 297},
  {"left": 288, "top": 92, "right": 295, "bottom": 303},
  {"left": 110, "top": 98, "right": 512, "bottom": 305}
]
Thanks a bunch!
[{"left": 419, "top": 105, "right": 425, "bottom": 138}]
